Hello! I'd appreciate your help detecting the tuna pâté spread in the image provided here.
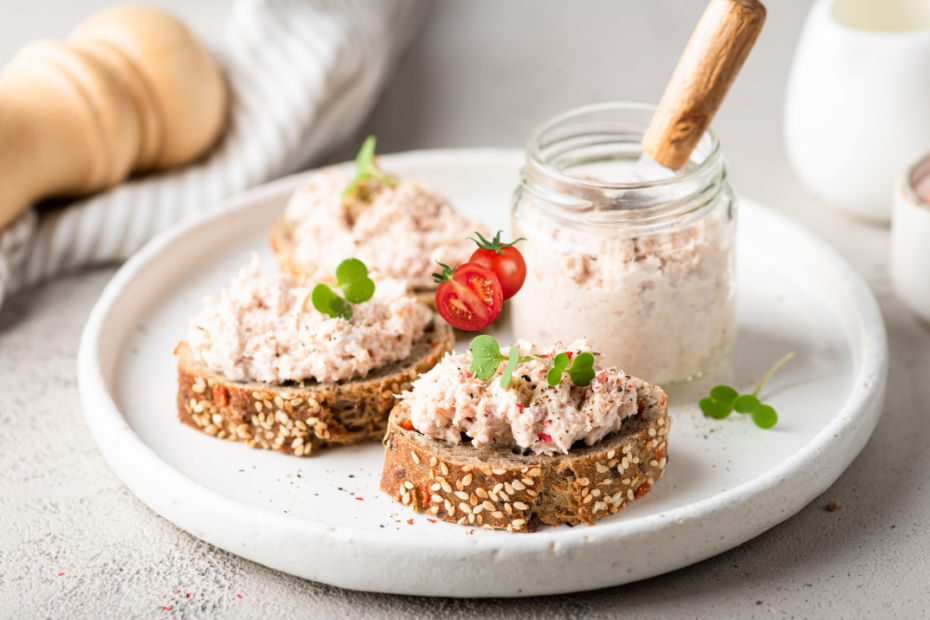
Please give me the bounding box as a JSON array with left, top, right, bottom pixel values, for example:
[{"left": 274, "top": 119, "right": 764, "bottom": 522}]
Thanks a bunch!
[
  {"left": 512, "top": 215, "right": 735, "bottom": 385},
  {"left": 402, "top": 339, "right": 638, "bottom": 455},
  {"left": 284, "top": 169, "right": 488, "bottom": 291},
  {"left": 189, "top": 256, "right": 432, "bottom": 384}
]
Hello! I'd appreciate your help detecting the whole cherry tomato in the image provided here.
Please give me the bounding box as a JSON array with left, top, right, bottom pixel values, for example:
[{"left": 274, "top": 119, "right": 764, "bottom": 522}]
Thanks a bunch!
[
  {"left": 467, "top": 231, "right": 526, "bottom": 300},
  {"left": 433, "top": 262, "right": 503, "bottom": 331}
]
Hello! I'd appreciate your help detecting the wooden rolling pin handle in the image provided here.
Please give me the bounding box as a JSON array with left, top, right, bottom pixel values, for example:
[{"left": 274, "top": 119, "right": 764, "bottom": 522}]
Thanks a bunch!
[{"left": 642, "top": 0, "right": 766, "bottom": 170}]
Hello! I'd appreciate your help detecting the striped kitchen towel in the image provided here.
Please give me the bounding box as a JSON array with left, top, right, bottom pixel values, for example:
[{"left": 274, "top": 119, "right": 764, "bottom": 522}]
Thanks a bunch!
[{"left": 0, "top": 0, "right": 428, "bottom": 308}]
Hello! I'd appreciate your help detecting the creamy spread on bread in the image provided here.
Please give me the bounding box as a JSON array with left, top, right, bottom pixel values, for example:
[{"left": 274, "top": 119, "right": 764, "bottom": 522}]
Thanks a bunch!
[
  {"left": 189, "top": 257, "right": 432, "bottom": 384},
  {"left": 284, "top": 169, "right": 487, "bottom": 291},
  {"left": 402, "top": 339, "right": 637, "bottom": 455}
]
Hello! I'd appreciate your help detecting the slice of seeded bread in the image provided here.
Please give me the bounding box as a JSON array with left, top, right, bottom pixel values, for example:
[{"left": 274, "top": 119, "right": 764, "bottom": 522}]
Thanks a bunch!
[
  {"left": 379, "top": 377, "right": 669, "bottom": 532},
  {"left": 176, "top": 319, "right": 454, "bottom": 456}
]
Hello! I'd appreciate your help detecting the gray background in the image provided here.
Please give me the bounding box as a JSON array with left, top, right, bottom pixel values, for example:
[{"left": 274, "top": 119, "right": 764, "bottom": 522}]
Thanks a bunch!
[{"left": 2, "top": 1, "right": 928, "bottom": 618}]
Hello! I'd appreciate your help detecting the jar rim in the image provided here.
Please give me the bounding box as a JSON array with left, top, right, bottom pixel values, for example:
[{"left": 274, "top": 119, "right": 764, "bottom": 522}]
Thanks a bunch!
[{"left": 525, "top": 101, "right": 723, "bottom": 192}]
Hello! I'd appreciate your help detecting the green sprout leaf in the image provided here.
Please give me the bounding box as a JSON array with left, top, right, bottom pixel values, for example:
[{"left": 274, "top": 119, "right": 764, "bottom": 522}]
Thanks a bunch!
[
  {"left": 546, "top": 351, "right": 596, "bottom": 387},
  {"left": 699, "top": 398, "right": 732, "bottom": 419},
  {"left": 710, "top": 385, "right": 738, "bottom": 405},
  {"left": 733, "top": 394, "right": 761, "bottom": 414},
  {"left": 500, "top": 346, "right": 521, "bottom": 389},
  {"left": 751, "top": 405, "right": 778, "bottom": 429},
  {"left": 699, "top": 385, "right": 738, "bottom": 419},
  {"left": 699, "top": 352, "right": 795, "bottom": 429},
  {"left": 566, "top": 352, "right": 595, "bottom": 387},
  {"left": 342, "top": 136, "right": 398, "bottom": 197},
  {"left": 312, "top": 283, "right": 353, "bottom": 321},
  {"left": 546, "top": 353, "right": 570, "bottom": 386},
  {"left": 468, "top": 335, "right": 508, "bottom": 381},
  {"left": 335, "top": 258, "right": 375, "bottom": 303}
]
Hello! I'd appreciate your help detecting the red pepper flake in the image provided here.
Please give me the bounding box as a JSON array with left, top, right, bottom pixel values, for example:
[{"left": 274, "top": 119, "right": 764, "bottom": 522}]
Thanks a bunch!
[
  {"left": 430, "top": 340, "right": 443, "bottom": 348},
  {"left": 406, "top": 518, "right": 414, "bottom": 525},
  {"left": 161, "top": 607, "right": 172, "bottom": 611},
  {"left": 213, "top": 387, "right": 229, "bottom": 407},
  {"left": 237, "top": 594, "right": 243, "bottom": 599},
  {"left": 655, "top": 448, "right": 664, "bottom": 459},
  {"left": 58, "top": 572, "right": 65, "bottom": 576},
  {"left": 596, "top": 371, "right": 608, "bottom": 383},
  {"left": 637, "top": 400, "right": 645, "bottom": 414},
  {"left": 355, "top": 497, "right": 364, "bottom": 501},
  {"left": 660, "top": 393, "right": 667, "bottom": 406},
  {"left": 543, "top": 420, "right": 551, "bottom": 424},
  {"left": 176, "top": 590, "right": 181, "bottom": 593},
  {"left": 537, "top": 433, "right": 552, "bottom": 442},
  {"left": 635, "top": 482, "right": 652, "bottom": 499},
  {"left": 427, "top": 518, "right": 436, "bottom": 523},
  {"left": 459, "top": 370, "right": 473, "bottom": 383},
  {"left": 515, "top": 403, "right": 525, "bottom": 410},
  {"left": 402, "top": 419, "right": 414, "bottom": 431},
  {"left": 565, "top": 351, "right": 574, "bottom": 360},
  {"left": 186, "top": 593, "right": 192, "bottom": 598}
]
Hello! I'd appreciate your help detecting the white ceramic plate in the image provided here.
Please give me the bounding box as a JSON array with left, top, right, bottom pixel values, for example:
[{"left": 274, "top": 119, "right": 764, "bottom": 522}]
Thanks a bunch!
[{"left": 78, "top": 149, "right": 887, "bottom": 598}]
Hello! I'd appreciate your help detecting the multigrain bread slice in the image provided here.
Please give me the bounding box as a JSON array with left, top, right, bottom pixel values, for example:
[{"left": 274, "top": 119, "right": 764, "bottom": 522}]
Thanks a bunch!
[
  {"left": 176, "top": 319, "right": 454, "bottom": 456},
  {"left": 379, "top": 377, "right": 669, "bottom": 532}
]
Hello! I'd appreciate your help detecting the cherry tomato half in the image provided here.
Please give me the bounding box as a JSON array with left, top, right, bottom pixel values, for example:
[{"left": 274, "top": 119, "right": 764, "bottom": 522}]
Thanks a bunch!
[
  {"left": 433, "top": 262, "right": 503, "bottom": 331},
  {"left": 467, "top": 231, "right": 526, "bottom": 300}
]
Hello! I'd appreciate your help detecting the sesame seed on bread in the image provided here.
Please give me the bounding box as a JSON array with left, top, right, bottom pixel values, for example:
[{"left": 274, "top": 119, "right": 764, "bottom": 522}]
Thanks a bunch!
[
  {"left": 379, "top": 377, "right": 670, "bottom": 532},
  {"left": 176, "top": 318, "right": 454, "bottom": 456}
]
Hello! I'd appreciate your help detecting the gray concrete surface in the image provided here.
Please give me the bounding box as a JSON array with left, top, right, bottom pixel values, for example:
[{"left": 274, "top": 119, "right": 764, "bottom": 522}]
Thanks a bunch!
[{"left": 3, "top": 0, "right": 930, "bottom": 617}]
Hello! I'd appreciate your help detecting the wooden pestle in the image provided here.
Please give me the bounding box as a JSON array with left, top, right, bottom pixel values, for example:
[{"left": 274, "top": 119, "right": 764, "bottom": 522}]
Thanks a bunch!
[
  {"left": 0, "top": 6, "right": 228, "bottom": 231},
  {"left": 642, "top": 0, "right": 766, "bottom": 170}
]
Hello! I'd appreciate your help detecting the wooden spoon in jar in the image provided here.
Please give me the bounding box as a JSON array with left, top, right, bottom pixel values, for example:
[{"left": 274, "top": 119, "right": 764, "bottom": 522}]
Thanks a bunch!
[{"left": 636, "top": 0, "right": 766, "bottom": 181}]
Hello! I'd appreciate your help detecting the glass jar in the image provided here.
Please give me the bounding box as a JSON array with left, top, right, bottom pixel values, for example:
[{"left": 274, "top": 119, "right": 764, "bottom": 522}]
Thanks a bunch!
[{"left": 510, "top": 102, "right": 737, "bottom": 386}]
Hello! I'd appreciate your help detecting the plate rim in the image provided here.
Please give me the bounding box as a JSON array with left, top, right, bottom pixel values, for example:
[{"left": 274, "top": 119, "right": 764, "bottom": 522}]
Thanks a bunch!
[{"left": 78, "top": 148, "right": 888, "bottom": 594}]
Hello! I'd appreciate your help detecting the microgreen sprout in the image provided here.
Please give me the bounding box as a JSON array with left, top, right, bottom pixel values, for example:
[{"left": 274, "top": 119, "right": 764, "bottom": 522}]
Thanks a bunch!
[
  {"left": 342, "top": 136, "right": 397, "bottom": 197},
  {"left": 468, "top": 230, "right": 526, "bottom": 255},
  {"left": 468, "top": 335, "right": 536, "bottom": 387},
  {"left": 467, "top": 335, "right": 596, "bottom": 389},
  {"left": 311, "top": 258, "right": 376, "bottom": 320},
  {"left": 311, "top": 284, "right": 352, "bottom": 320},
  {"left": 546, "top": 352, "right": 596, "bottom": 387},
  {"left": 699, "top": 351, "right": 795, "bottom": 429},
  {"left": 500, "top": 346, "right": 521, "bottom": 388},
  {"left": 335, "top": 258, "right": 375, "bottom": 303}
]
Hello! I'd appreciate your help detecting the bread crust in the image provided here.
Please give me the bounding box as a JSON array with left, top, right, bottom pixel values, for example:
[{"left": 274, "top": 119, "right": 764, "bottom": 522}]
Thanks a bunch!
[
  {"left": 379, "top": 377, "right": 669, "bottom": 532},
  {"left": 176, "top": 319, "right": 454, "bottom": 456}
]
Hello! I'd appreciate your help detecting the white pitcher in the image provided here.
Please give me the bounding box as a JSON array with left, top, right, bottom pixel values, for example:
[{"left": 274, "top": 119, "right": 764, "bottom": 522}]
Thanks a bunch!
[{"left": 785, "top": 0, "right": 930, "bottom": 223}]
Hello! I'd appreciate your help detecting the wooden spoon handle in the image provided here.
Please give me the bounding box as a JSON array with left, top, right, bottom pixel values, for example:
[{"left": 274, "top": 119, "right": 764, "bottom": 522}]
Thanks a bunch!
[{"left": 642, "top": 0, "right": 766, "bottom": 170}]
